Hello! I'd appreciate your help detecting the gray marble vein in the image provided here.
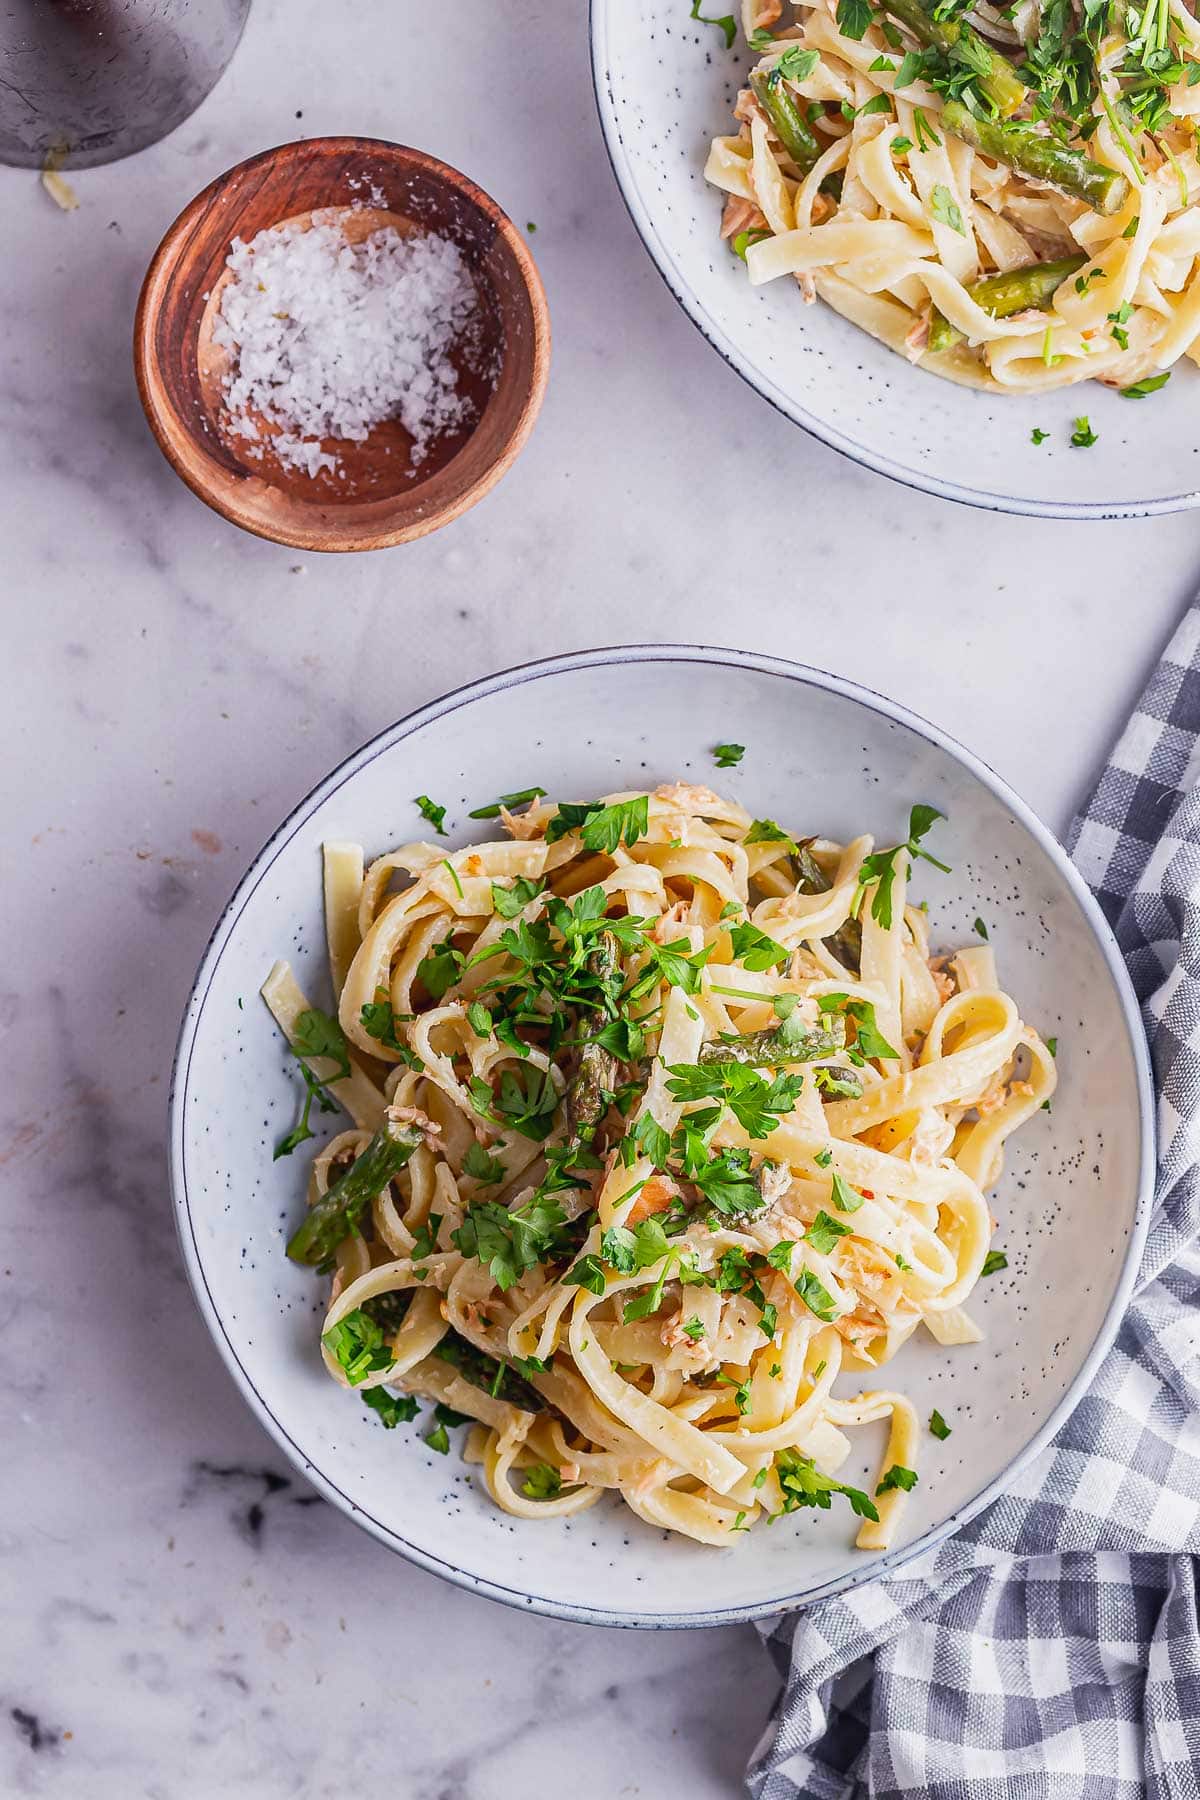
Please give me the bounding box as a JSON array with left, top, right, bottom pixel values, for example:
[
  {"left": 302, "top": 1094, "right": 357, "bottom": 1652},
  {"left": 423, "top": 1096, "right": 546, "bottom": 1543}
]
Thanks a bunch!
[{"left": 1, "top": 0, "right": 1198, "bottom": 1794}]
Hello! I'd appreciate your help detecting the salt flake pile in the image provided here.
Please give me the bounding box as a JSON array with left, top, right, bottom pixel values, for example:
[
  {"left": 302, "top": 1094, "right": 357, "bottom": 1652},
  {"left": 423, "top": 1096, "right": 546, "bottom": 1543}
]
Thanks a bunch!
[{"left": 213, "top": 218, "right": 481, "bottom": 478}]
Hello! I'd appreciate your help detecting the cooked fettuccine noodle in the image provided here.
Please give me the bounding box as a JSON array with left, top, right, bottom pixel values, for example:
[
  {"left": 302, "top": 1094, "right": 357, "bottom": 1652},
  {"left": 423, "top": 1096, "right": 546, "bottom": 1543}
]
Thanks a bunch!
[
  {"left": 705, "top": 0, "right": 1200, "bottom": 392},
  {"left": 263, "top": 783, "right": 1054, "bottom": 1547}
]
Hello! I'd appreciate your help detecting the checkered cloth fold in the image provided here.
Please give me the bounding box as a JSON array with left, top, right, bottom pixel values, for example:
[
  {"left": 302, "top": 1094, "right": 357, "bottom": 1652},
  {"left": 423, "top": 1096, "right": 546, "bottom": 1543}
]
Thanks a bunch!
[{"left": 748, "top": 606, "right": 1200, "bottom": 1800}]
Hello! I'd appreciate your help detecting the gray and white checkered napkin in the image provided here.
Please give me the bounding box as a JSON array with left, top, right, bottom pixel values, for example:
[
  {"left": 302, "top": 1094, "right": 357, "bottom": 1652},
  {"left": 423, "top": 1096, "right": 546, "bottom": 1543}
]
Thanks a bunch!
[{"left": 748, "top": 607, "right": 1200, "bottom": 1800}]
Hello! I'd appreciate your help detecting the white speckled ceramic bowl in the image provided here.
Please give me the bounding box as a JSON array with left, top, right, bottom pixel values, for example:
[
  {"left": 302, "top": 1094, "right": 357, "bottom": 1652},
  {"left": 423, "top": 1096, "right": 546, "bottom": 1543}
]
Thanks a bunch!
[
  {"left": 170, "top": 645, "right": 1154, "bottom": 1625},
  {"left": 590, "top": 2, "right": 1200, "bottom": 518}
]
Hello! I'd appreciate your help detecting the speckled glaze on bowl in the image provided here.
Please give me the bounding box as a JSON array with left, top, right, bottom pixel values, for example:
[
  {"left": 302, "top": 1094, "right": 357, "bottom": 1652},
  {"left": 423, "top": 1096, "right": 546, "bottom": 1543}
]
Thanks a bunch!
[
  {"left": 590, "top": 2, "right": 1200, "bottom": 519},
  {"left": 170, "top": 645, "right": 1154, "bottom": 1626}
]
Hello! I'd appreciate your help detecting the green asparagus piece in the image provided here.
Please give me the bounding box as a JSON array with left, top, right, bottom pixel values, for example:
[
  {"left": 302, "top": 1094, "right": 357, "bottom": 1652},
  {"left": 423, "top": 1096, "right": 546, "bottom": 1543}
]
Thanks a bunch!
[
  {"left": 927, "top": 252, "right": 1087, "bottom": 353},
  {"left": 434, "top": 1329, "right": 546, "bottom": 1413},
  {"left": 794, "top": 837, "right": 863, "bottom": 973},
  {"left": 880, "top": 0, "right": 1025, "bottom": 118},
  {"left": 566, "top": 932, "right": 621, "bottom": 1150},
  {"left": 751, "top": 68, "right": 821, "bottom": 172},
  {"left": 700, "top": 1009, "right": 848, "bottom": 1068},
  {"left": 814, "top": 1065, "right": 865, "bottom": 1100},
  {"left": 941, "top": 101, "right": 1131, "bottom": 215},
  {"left": 287, "top": 1116, "right": 423, "bottom": 1266}
]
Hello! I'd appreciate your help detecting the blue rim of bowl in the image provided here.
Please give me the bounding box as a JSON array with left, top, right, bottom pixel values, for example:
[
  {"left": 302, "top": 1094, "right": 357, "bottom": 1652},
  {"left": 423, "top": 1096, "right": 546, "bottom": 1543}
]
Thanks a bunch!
[
  {"left": 587, "top": 6, "right": 1200, "bottom": 521},
  {"left": 170, "top": 643, "right": 1156, "bottom": 1628}
]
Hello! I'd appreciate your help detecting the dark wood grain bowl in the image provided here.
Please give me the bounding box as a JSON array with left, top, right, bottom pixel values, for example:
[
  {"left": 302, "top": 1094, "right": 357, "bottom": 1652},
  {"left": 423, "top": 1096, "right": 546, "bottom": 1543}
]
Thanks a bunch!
[{"left": 133, "top": 137, "right": 551, "bottom": 552}]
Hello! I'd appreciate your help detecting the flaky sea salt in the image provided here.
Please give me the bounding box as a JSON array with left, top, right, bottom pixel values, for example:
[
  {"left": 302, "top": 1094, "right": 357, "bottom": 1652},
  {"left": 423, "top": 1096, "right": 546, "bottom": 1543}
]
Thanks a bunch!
[{"left": 212, "top": 217, "right": 480, "bottom": 476}]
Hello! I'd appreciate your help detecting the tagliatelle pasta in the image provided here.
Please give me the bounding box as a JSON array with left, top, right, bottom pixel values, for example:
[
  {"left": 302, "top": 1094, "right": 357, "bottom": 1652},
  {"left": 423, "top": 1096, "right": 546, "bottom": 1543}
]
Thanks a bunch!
[
  {"left": 704, "top": 0, "right": 1200, "bottom": 393},
  {"left": 263, "top": 783, "right": 1055, "bottom": 1548}
]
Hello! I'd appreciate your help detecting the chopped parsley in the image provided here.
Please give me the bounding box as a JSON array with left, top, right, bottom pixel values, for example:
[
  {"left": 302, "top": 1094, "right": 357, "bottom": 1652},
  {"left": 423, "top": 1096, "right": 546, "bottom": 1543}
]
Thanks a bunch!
[
  {"left": 322, "top": 1309, "right": 394, "bottom": 1386},
  {"left": 452, "top": 1187, "right": 571, "bottom": 1288},
  {"left": 929, "top": 183, "right": 966, "bottom": 235},
  {"left": 1120, "top": 371, "right": 1171, "bottom": 398},
  {"left": 817, "top": 993, "right": 899, "bottom": 1061},
  {"left": 876, "top": 1463, "right": 918, "bottom": 1495},
  {"left": 521, "top": 1463, "right": 564, "bottom": 1499},
  {"left": 1070, "top": 416, "right": 1099, "bottom": 448},
  {"left": 775, "top": 1449, "right": 879, "bottom": 1521},
  {"left": 1031, "top": 428, "right": 1050, "bottom": 445},
  {"left": 830, "top": 1170, "right": 866, "bottom": 1213},
  {"left": 836, "top": 0, "right": 874, "bottom": 40},
  {"left": 929, "top": 1408, "right": 952, "bottom": 1440},
  {"left": 728, "top": 920, "right": 790, "bottom": 971},
  {"left": 981, "top": 1249, "right": 1009, "bottom": 1276},
  {"left": 856, "top": 804, "right": 948, "bottom": 930},
  {"left": 275, "top": 1007, "right": 351, "bottom": 1159},
  {"left": 713, "top": 742, "right": 745, "bottom": 767},
  {"left": 363, "top": 1387, "right": 419, "bottom": 1428},
  {"left": 689, "top": 0, "right": 736, "bottom": 47},
  {"left": 545, "top": 796, "right": 649, "bottom": 854},
  {"left": 779, "top": 45, "right": 820, "bottom": 78},
  {"left": 795, "top": 1267, "right": 838, "bottom": 1321},
  {"left": 805, "top": 1209, "right": 852, "bottom": 1255},
  {"left": 414, "top": 794, "right": 447, "bottom": 835},
  {"left": 973, "top": 917, "right": 989, "bottom": 940},
  {"left": 462, "top": 1139, "right": 507, "bottom": 1185}
]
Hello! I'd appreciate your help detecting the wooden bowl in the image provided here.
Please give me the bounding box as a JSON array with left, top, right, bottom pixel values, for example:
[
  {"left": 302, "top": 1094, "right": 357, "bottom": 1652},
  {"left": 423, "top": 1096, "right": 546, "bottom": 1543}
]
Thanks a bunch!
[{"left": 134, "top": 138, "right": 550, "bottom": 552}]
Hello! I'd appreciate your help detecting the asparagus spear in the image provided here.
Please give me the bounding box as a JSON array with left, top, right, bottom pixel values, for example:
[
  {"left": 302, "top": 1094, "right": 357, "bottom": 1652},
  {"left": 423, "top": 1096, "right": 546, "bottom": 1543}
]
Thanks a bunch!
[
  {"left": 941, "top": 100, "right": 1131, "bottom": 215},
  {"left": 434, "top": 1329, "right": 546, "bottom": 1412},
  {"left": 794, "top": 838, "right": 863, "bottom": 973},
  {"left": 814, "top": 1065, "right": 865, "bottom": 1099},
  {"left": 566, "top": 932, "right": 621, "bottom": 1150},
  {"left": 927, "top": 252, "right": 1087, "bottom": 352},
  {"left": 750, "top": 68, "right": 821, "bottom": 172},
  {"left": 880, "top": 0, "right": 1025, "bottom": 118},
  {"left": 287, "top": 1116, "right": 423, "bottom": 1266},
  {"left": 700, "top": 1009, "right": 848, "bottom": 1068}
]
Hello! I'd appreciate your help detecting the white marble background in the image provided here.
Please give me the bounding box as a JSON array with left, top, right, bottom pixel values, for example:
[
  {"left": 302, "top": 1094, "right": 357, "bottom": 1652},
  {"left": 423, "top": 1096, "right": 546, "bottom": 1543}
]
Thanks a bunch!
[{"left": 2, "top": 1, "right": 1198, "bottom": 1794}]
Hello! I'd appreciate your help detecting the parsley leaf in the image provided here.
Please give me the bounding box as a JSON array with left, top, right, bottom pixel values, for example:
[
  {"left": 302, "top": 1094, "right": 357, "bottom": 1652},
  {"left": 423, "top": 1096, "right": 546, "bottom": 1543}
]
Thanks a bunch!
[
  {"left": 322, "top": 1310, "right": 394, "bottom": 1386},
  {"left": 463, "top": 1139, "right": 507, "bottom": 1185},
  {"left": 929, "top": 183, "right": 965, "bottom": 233},
  {"left": 973, "top": 916, "right": 989, "bottom": 940},
  {"left": 417, "top": 934, "right": 464, "bottom": 1000},
  {"left": 728, "top": 921, "right": 790, "bottom": 971},
  {"left": 836, "top": 0, "right": 874, "bottom": 39},
  {"left": 856, "top": 804, "right": 948, "bottom": 929},
  {"left": 546, "top": 796, "right": 650, "bottom": 854},
  {"left": 521, "top": 1463, "right": 564, "bottom": 1499},
  {"left": 689, "top": 0, "right": 737, "bottom": 47},
  {"left": 1070, "top": 416, "right": 1099, "bottom": 448},
  {"left": 776, "top": 1448, "right": 879, "bottom": 1521},
  {"left": 795, "top": 1267, "right": 839, "bottom": 1321},
  {"left": 275, "top": 1009, "right": 352, "bottom": 1159},
  {"left": 451, "top": 1191, "right": 569, "bottom": 1289},
  {"left": 929, "top": 1408, "right": 952, "bottom": 1440},
  {"left": 414, "top": 795, "right": 447, "bottom": 835},
  {"left": 817, "top": 993, "right": 899, "bottom": 1061},
  {"left": 745, "top": 818, "right": 800, "bottom": 855},
  {"left": 363, "top": 1387, "right": 419, "bottom": 1427},
  {"left": 981, "top": 1248, "right": 1008, "bottom": 1276},
  {"left": 666, "top": 1061, "right": 804, "bottom": 1138},
  {"left": 805, "top": 1209, "right": 852, "bottom": 1254},
  {"left": 562, "top": 1253, "right": 607, "bottom": 1295},
  {"left": 712, "top": 742, "right": 746, "bottom": 767},
  {"left": 1031, "top": 427, "right": 1050, "bottom": 445},
  {"left": 830, "top": 1170, "right": 865, "bottom": 1212},
  {"left": 876, "top": 1463, "right": 918, "bottom": 1495},
  {"left": 779, "top": 45, "right": 821, "bottom": 78},
  {"left": 491, "top": 876, "right": 546, "bottom": 919},
  {"left": 1120, "top": 371, "right": 1170, "bottom": 398}
]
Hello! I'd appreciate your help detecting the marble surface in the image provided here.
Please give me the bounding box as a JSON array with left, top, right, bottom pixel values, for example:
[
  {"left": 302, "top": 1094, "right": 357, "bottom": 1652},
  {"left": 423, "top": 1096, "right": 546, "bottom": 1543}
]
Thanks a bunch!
[{"left": 2, "top": 1, "right": 1199, "bottom": 1794}]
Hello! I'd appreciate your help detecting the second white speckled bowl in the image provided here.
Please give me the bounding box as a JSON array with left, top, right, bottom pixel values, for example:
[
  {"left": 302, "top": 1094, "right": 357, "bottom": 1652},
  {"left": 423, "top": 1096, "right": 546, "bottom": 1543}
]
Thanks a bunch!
[
  {"left": 591, "top": 0, "right": 1200, "bottom": 518},
  {"left": 170, "top": 645, "right": 1154, "bottom": 1625}
]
